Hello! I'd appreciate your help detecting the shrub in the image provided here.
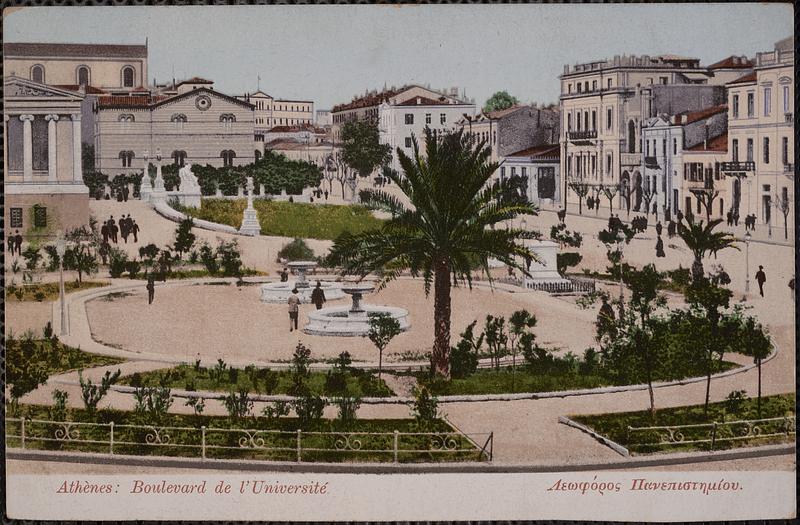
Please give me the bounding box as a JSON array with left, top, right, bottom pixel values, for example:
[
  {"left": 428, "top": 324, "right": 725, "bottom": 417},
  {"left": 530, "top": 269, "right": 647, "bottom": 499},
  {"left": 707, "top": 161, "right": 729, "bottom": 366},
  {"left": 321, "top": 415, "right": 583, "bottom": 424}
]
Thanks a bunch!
[
  {"left": 334, "top": 396, "right": 361, "bottom": 424},
  {"left": 42, "top": 322, "right": 54, "bottom": 340},
  {"left": 108, "top": 248, "right": 128, "bottom": 278},
  {"left": 22, "top": 245, "right": 42, "bottom": 271},
  {"left": 129, "top": 372, "right": 143, "bottom": 388},
  {"left": 184, "top": 396, "right": 205, "bottom": 416},
  {"left": 139, "top": 244, "right": 160, "bottom": 265},
  {"left": 217, "top": 240, "right": 243, "bottom": 277},
  {"left": 292, "top": 393, "right": 327, "bottom": 429},
  {"left": 410, "top": 386, "right": 439, "bottom": 428},
  {"left": 78, "top": 368, "right": 121, "bottom": 415},
  {"left": 262, "top": 400, "right": 290, "bottom": 421},
  {"left": 43, "top": 245, "right": 61, "bottom": 272},
  {"left": 50, "top": 389, "right": 69, "bottom": 421},
  {"left": 450, "top": 321, "right": 482, "bottom": 379},
  {"left": 725, "top": 390, "right": 748, "bottom": 415},
  {"left": 277, "top": 238, "right": 315, "bottom": 262},
  {"left": 126, "top": 259, "right": 141, "bottom": 279},
  {"left": 556, "top": 252, "right": 583, "bottom": 274},
  {"left": 578, "top": 347, "right": 601, "bottom": 375},
  {"left": 223, "top": 387, "right": 253, "bottom": 419},
  {"left": 34, "top": 290, "right": 46, "bottom": 302},
  {"left": 199, "top": 243, "right": 219, "bottom": 275}
]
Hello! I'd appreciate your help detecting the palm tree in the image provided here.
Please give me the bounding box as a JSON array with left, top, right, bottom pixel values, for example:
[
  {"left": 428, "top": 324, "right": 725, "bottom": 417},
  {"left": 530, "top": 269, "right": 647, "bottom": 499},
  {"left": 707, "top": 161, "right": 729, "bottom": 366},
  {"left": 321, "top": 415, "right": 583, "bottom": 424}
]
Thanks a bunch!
[
  {"left": 327, "top": 128, "right": 539, "bottom": 379},
  {"left": 677, "top": 215, "right": 738, "bottom": 282}
]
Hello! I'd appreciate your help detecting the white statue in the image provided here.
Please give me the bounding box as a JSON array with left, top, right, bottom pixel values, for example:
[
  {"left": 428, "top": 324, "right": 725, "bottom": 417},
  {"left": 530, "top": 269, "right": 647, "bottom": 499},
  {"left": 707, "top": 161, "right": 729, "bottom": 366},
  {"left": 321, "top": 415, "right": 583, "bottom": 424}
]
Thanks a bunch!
[{"left": 178, "top": 163, "right": 200, "bottom": 191}]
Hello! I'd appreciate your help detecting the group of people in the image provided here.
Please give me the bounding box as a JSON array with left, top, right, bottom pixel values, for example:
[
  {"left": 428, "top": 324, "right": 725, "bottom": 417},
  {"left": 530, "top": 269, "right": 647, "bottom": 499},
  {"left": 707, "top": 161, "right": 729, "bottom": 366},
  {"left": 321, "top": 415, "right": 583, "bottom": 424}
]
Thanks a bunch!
[
  {"left": 6, "top": 230, "right": 23, "bottom": 255},
  {"left": 287, "top": 281, "right": 327, "bottom": 332},
  {"left": 743, "top": 214, "right": 758, "bottom": 231},
  {"left": 101, "top": 215, "right": 140, "bottom": 245},
  {"left": 312, "top": 188, "right": 329, "bottom": 201}
]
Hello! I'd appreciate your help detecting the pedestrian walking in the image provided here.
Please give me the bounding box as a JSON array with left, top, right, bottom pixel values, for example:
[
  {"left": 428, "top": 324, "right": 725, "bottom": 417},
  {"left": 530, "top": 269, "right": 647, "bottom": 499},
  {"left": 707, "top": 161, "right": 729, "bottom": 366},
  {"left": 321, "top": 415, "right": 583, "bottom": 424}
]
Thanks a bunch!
[
  {"left": 14, "top": 230, "right": 23, "bottom": 255},
  {"left": 655, "top": 235, "right": 665, "bottom": 258},
  {"left": 655, "top": 222, "right": 663, "bottom": 236},
  {"left": 101, "top": 222, "right": 109, "bottom": 244},
  {"left": 7, "top": 233, "right": 16, "bottom": 253},
  {"left": 677, "top": 210, "right": 684, "bottom": 224},
  {"left": 108, "top": 216, "right": 118, "bottom": 244},
  {"left": 755, "top": 265, "right": 767, "bottom": 297},
  {"left": 122, "top": 184, "right": 130, "bottom": 202},
  {"left": 288, "top": 288, "right": 301, "bottom": 332},
  {"left": 733, "top": 211, "right": 739, "bottom": 227},
  {"left": 726, "top": 210, "right": 732, "bottom": 226},
  {"left": 146, "top": 274, "right": 156, "bottom": 305},
  {"left": 130, "top": 220, "right": 140, "bottom": 243},
  {"left": 324, "top": 190, "right": 329, "bottom": 201},
  {"left": 310, "top": 281, "right": 326, "bottom": 310},
  {"left": 121, "top": 215, "right": 130, "bottom": 243}
]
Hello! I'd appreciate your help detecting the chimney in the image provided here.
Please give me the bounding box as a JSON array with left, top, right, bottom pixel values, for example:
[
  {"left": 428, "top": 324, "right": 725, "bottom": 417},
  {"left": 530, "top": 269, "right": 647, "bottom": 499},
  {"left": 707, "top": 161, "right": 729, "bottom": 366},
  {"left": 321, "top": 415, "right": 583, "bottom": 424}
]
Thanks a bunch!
[{"left": 681, "top": 115, "right": 688, "bottom": 124}]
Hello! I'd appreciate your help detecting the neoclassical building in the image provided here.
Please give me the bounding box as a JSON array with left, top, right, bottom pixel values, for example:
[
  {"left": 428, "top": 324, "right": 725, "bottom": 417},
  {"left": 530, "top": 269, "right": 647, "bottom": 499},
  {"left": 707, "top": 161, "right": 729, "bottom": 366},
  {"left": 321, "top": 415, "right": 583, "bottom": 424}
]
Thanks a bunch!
[
  {"left": 3, "top": 42, "right": 148, "bottom": 92},
  {"left": 94, "top": 79, "right": 256, "bottom": 175},
  {"left": 4, "top": 76, "right": 90, "bottom": 233}
]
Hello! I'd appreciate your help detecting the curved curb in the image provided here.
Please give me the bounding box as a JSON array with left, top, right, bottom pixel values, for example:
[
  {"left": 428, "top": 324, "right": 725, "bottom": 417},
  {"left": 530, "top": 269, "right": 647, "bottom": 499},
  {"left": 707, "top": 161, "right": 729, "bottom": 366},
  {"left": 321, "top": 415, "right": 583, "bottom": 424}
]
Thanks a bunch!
[
  {"left": 6, "top": 443, "right": 794, "bottom": 473},
  {"left": 56, "top": 279, "right": 778, "bottom": 404},
  {"left": 559, "top": 416, "right": 629, "bottom": 456}
]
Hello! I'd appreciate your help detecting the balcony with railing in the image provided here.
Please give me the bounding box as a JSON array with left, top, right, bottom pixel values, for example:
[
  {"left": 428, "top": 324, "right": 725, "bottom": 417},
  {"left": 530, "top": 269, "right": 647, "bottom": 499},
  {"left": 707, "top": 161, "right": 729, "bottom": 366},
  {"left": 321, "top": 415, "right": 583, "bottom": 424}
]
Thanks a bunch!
[
  {"left": 644, "top": 156, "right": 659, "bottom": 168},
  {"left": 567, "top": 130, "right": 597, "bottom": 142},
  {"left": 720, "top": 161, "right": 755, "bottom": 172},
  {"left": 785, "top": 112, "right": 793, "bottom": 123},
  {"left": 687, "top": 177, "right": 715, "bottom": 191},
  {"left": 620, "top": 153, "right": 641, "bottom": 166}
]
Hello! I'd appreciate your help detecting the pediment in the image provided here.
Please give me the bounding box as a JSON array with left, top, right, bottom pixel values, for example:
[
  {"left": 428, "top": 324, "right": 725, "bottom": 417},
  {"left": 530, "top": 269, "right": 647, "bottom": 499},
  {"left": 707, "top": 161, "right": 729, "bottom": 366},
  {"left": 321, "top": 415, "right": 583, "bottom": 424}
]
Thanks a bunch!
[{"left": 4, "top": 76, "right": 85, "bottom": 101}]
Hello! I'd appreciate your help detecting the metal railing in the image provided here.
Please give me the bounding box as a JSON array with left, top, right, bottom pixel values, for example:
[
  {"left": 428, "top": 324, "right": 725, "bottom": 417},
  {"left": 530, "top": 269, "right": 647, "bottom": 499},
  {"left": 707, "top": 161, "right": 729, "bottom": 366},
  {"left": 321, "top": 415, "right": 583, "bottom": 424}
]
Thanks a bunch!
[
  {"left": 620, "top": 153, "right": 641, "bottom": 166},
  {"left": 784, "top": 112, "right": 793, "bottom": 123},
  {"left": 626, "top": 415, "right": 795, "bottom": 452},
  {"left": 783, "top": 163, "right": 794, "bottom": 173},
  {"left": 5, "top": 417, "right": 492, "bottom": 463},
  {"left": 568, "top": 130, "right": 597, "bottom": 141},
  {"left": 720, "top": 161, "right": 755, "bottom": 172},
  {"left": 524, "top": 277, "right": 596, "bottom": 294}
]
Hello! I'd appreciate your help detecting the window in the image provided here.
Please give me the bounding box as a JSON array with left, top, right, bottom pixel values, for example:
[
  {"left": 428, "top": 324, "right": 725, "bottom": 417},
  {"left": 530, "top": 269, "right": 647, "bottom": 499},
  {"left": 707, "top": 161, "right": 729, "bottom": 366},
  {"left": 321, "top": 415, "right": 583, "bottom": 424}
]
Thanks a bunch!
[
  {"left": 607, "top": 78, "right": 612, "bottom": 89},
  {"left": 220, "top": 150, "right": 236, "bottom": 167},
  {"left": 172, "top": 150, "right": 187, "bottom": 167},
  {"left": 171, "top": 113, "right": 187, "bottom": 131},
  {"left": 425, "top": 113, "right": 431, "bottom": 125},
  {"left": 646, "top": 139, "right": 650, "bottom": 156},
  {"left": 119, "top": 150, "right": 134, "bottom": 168},
  {"left": 440, "top": 114, "right": 446, "bottom": 125},
  {"left": 584, "top": 111, "right": 589, "bottom": 130},
  {"left": 122, "top": 66, "right": 135, "bottom": 88},
  {"left": 584, "top": 81, "right": 589, "bottom": 92},
  {"left": 763, "top": 137, "right": 769, "bottom": 164},
  {"left": 405, "top": 114, "right": 414, "bottom": 125},
  {"left": 500, "top": 167, "right": 506, "bottom": 180},
  {"left": 647, "top": 77, "right": 653, "bottom": 85},
  {"left": 31, "top": 64, "right": 44, "bottom": 83},
  {"left": 33, "top": 206, "right": 47, "bottom": 228},
  {"left": 511, "top": 167, "right": 517, "bottom": 177},
  {"left": 782, "top": 137, "right": 789, "bottom": 165},
  {"left": 118, "top": 113, "right": 135, "bottom": 123},
  {"left": 764, "top": 87, "right": 771, "bottom": 116},
  {"left": 521, "top": 167, "right": 526, "bottom": 177},
  {"left": 732, "top": 139, "right": 739, "bottom": 161},
  {"left": 732, "top": 94, "right": 739, "bottom": 118},
  {"left": 746, "top": 138, "right": 753, "bottom": 162},
  {"left": 606, "top": 153, "right": 612, "bottom": 175},
  {"left": 10, "top": 208, "right": 23, "bottom": 228},
  {"left": 404, "top": 137, "right": 412, "bottom": 148},
  {"left": 783, "top": 86, "right": 790, "bottom": 113},
  {"left": 577, "top": 83, "right": 582, "bottom": 93},
  {"left": 606, "top": 108, "right": 612, "bottom": 130},
  {"left": 592, "top": 80, "right": 597, "bottom": 91},
  {"left": 673, "top": 138, "right": 677, "bottom": 155},
  {"left": 567, "top": 113, "right": 572, "bottom": 131},
  {"left": 591, "top": 110, "right": 596, "bottom": 131},
  {"left": 660, "top": 76, "right": 668, "bottom": 85},
  {"left": 568, "top": 84, "right": 572, "bottom": 94},
  {"left": 747, "top": 92, "right": 754, "bottom": 117},
  {"left": 77, "top": 66, "right": 90, "bottom": 86}
]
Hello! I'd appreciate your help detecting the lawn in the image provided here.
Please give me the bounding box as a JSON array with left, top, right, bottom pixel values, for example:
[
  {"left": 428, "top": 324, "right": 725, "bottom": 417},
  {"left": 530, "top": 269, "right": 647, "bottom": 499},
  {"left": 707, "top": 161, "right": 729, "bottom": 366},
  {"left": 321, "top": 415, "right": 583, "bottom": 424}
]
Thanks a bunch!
[
  {"left": 419, "top": 360, "right": 740, "bottom": 396},
  {"left": 119, "top": 362, "right": 394, "bottom": 397},
  {"left": 5, "top": 336, "right": 125, "bottom": 376},
  {"left": 571, "top": 393, "right": 795, "bottom": 454},
  {"left": 5, "top": 280, "right": 110, "bottom": 302},
  {"left": 6, "top": 404, "right": 485, "bottom": 463},
  {"left": 181, "top": 199, "right": 384, "bottom": 240}
]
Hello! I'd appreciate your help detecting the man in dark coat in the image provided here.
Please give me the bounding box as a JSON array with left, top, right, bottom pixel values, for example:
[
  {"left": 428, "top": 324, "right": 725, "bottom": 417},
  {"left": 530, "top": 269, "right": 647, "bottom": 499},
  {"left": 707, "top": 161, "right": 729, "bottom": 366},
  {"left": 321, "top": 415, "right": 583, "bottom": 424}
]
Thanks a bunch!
[
  {"left": 655, "top": 235, "right": 665, "bottom": 258},
  {"left": 755, "top": 265, "right": 767, "bottom": 297},
  {"left": 14, "top": 230, "right": 23, "bottom": 255},
  {"left": 146, "top": 274, "right": 156, "bottom": 305},
  {"left": 310, "top": 281, "right": 326, "bottom": 310},
  {"left": 130, "top": 220, "right": 140, "bottom": 243}
]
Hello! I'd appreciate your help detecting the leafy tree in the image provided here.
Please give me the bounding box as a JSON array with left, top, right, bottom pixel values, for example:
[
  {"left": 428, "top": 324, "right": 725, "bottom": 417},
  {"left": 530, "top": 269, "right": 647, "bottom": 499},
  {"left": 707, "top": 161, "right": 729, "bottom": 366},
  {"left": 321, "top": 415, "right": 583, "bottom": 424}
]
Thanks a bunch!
[
  {"left": 108, "top": 247, "right": 129, "bottom": 278},
  {"left": 277, "top": 238, "right": 315, "bottom": 262},
  {"left": 78, "top": 368, "right": 121, "bottom": 416},
  {"left": 689, "top": 188, "right": 720, "bottom": 223},
  {"left": 327, "top": 128, "right": 538, "bottom": 379},
  {"left": 677, "top": 216, "right": 738, "bottom": 282},
  {"left": 217, "top": 239, "right": 243, "bottom": 277},
  {"left": 341, "top": 120, "right": 392, "bottom": 180},
  {"left": 138, "top": 243, "right": 160, "bottom": 266},
  {"left": 483, "top": 91, "right": 519, "bottom": 113},
  {"left": 508, "top": 310, "right": 537, "bottom": 391},
  {"left": 568, "top": 182, "right": 590, "bottom": 215},
  {"left": 198, "top": 243, "right": 219, "bottom": 274},
  {"left": 410, "top": 386, "right": 439, "bottom": 429},
  {"left": 6, "top": 333, "right": 50, "bottom": 414},
  {"left": 22, "top": 245, "right": 42, "bottom": 271},
  {"left": 223, "top": 387, "right": 253, "bottom": 419},
  {"left": 450, "top": 321, "right": 483, "bottom": 379},
  {"left": 368, "top": 313, "right": 402, "bottom": 379},
  {"left": 738, "top": 316, "right": 772, "bottom": 417},
  {"left": 173, "top": 218, "right": 196, "bottom": 258},
  {"left": 550, "top": 223, "right": 583, "bottom": 249},
  {"left": 63, "top": 244, "right": 99, "bottom": 284},
  {"left": 600, "top": 184, "right": 620, "bottom": 215},
  {"left": 483, "top": 315, "right": 508, "bottom": 370}
]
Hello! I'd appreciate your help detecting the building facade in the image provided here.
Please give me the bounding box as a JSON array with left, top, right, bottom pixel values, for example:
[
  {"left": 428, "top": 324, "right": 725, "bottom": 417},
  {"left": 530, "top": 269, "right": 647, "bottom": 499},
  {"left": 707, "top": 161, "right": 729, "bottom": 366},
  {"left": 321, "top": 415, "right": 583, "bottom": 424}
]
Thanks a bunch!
[
  {"left": 237, "top": 91, "right": 314, "bottom": 142},
  {"left": 680, "top": 133, "right": 729, "bottom": 221},
  {"left": 331, "top": 85, "right": 475, "bottom": 171},
  {"left": 94, "top": 82, "right": 256, "bottom": 175},
  {"left": 724, "top": 37, "right": 793, "bottom": 235},
  {"left": 4, "top": 42, "right": 148, "bottom": 92},
  {"left": 4, "top": 76, "right": 90, "bottom": 233},
  {"left": 502, "top": 144, "right": 561, "bottom": 207},
  {"left": 559, "top": 54, "right": 728, "bottom": 213}
]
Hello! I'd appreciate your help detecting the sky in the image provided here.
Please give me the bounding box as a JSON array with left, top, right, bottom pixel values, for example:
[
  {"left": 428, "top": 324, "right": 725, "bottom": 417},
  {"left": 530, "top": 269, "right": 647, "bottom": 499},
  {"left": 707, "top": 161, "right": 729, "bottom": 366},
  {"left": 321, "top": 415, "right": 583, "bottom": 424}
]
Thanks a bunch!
[{"left": 4, "top": 4, "right": 793, "bottom": 111}]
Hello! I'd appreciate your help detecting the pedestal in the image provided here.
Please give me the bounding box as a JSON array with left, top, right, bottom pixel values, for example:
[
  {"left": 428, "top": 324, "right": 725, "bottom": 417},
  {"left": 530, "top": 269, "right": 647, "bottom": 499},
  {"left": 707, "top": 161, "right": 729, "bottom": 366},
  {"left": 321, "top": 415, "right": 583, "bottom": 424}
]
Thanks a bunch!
[{"left": 239, "top": 207, "right": 261, "bottom": 236}]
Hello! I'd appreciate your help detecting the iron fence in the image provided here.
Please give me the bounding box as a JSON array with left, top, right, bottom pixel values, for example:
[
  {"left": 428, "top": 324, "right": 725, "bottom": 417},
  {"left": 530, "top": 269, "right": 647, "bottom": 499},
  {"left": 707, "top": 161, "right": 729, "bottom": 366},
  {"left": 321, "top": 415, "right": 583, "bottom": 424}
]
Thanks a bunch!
[
  {"left": 626, "top": 416, "right": 795, "bottom": 452},
  {"left": 5, "top": 417, "right": 492, "bottom": 463}
]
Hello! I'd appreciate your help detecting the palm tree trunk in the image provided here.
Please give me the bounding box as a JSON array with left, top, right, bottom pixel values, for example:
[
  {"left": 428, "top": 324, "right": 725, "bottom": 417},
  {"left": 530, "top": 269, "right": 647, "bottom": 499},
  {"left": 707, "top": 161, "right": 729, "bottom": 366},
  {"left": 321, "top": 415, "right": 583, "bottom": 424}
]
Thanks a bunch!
[
  {"left": 691, "top": 256, "right": 704, "bottom": 282},
  {"left": 757, "top": 358, "right": 762, "bottom": 418},
  {"left": 432, "top": 258, "right": 452, "bottom": 380}
]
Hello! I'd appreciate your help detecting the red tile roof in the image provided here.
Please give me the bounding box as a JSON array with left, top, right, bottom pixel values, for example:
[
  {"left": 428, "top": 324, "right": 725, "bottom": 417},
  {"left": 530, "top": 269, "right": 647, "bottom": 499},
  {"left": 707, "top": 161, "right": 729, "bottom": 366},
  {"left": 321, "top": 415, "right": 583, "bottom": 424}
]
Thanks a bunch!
[
  {"left": 727, "top": 72, "right": 757, "bottom": 85},
  {"left": 267, "top": 124, "right": 325, "bottom": 133},
  {"left": 506, "top": 144, "right": 561, "bottom": 159},
  {"left": 686, "top": 133, "right": 727, "bottom": 152},
  {"left": 97, "top": 95, "right": 168, "bottom": 108},
  {"left": 675, "top": 104, "right": 727, "bottom": 125},
  {"left": 52, "top": 84, "right": 108, "bottom": 95},
  {"left": 708, "top": 55, "right": 754, "bottom": 70},
  {"left": 4, "top": 42, "right": 147, "bottom": 58},
  {"left": 331, "top": 86, "right": 409, "bottom": 113}
]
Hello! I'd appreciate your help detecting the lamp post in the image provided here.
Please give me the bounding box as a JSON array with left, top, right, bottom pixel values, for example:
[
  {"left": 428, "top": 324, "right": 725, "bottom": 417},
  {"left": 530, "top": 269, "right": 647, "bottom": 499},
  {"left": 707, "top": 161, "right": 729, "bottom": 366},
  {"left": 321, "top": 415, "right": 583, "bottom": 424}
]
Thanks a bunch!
[
  {"left": 745, "top": 231, "right": 751, "bottom": 293},
  {"left": 56, "top": 233, "right": 67, "bottom": 335},
  {"left": 616, "top": 230, "right": 625, "bottom": 315}
]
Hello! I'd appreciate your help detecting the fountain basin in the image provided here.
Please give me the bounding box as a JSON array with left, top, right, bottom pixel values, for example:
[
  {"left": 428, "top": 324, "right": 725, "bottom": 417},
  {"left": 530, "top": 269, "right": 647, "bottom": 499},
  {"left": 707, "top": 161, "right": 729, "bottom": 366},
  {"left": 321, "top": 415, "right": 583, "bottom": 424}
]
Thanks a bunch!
[
  {"left": 303, "top": 305, "right": 410, "bottom": 337},
  {"left": 260, "top": 281, "right": 345, "bottom": 303}
]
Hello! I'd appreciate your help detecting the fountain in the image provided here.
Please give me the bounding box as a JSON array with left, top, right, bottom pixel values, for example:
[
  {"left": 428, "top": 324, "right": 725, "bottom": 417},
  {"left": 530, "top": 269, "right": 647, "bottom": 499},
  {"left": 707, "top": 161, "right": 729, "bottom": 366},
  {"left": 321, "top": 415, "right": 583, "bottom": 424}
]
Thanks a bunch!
[
  {"left": 260, "top": 261, "right": 345, "bottom": 303},
  {"left": 303, "top": 282, "right": 410, "bottom": 337}
]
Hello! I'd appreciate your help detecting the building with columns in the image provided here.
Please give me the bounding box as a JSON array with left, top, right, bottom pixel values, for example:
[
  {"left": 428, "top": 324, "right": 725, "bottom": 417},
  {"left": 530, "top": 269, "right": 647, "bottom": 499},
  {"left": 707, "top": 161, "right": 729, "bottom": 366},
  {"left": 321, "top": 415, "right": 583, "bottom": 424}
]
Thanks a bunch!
[
  {"left": 4, "top": 76, "right": 90, "bottom": 233},
  {"left": 724, "top": 37, "right": 793, "bottom": 236},
  {"left": 501, "top": 144, "right": 561, "bottom": 207}
]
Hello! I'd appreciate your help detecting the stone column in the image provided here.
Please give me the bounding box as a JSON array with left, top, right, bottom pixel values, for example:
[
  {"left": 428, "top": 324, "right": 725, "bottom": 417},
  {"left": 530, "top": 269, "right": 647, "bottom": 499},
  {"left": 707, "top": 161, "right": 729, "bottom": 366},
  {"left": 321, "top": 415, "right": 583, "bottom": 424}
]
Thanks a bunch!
[
  {"left": 3, "top": 115, "right": 9, "bottom": 176},
  {"left": 71, "top": 114, "right": 82, "bottom": 182},
  {"left": 20, "top": 115, "right": 34, "bottom": 181},
  {"left": 239, "top": 176, "right": 261, "bottom": 236},
  {"left": 45, "top": 114, "right": 59, "bottom": 182}
]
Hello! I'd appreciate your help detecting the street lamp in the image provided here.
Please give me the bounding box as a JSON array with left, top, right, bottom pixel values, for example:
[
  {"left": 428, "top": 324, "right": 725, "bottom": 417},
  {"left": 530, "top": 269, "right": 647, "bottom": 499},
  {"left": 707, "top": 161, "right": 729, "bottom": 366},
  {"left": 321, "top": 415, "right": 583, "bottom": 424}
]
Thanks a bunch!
[
  {"left": 55, "top": 232, "right": 67, "bottom": 336},
  {"left": 744, "top": 231, "right": 751, "bottom": 293},
  {"left": 616, "top": 230, "right": 626, "bottom": 315}
]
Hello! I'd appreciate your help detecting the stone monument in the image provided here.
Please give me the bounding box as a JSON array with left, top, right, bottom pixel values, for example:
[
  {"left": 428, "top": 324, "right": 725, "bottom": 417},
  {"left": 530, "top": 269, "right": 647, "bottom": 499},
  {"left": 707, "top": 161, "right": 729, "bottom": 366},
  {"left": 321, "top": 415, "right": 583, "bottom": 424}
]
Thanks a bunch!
[
  {"left": 239, "top": 176, "right": 261, "bottom": 236},
  {"left": 522, "top": 239, "right": 572, "bottom": 287}
]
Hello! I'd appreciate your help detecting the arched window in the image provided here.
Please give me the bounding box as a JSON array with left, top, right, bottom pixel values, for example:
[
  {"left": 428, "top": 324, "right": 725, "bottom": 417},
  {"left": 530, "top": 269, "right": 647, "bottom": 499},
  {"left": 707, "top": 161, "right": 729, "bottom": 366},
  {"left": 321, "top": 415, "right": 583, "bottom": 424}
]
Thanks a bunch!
[
  {"left": 220, "top": 150, "right": 236, "bottom": 167},
  {"left": 220, "top": 113, "right": 236, "bottom": 130},
  {"left": 77, "top": 66, "right": 90, "bottom": 86},
  {"left": 254, "top": 150, "right": 262, "bottom": 162},
  {"left": 119, "top": 150, "right": 135, "bottom": 168},
  {"left": 118, "top": 114, "right": 135, "bottom": 123},
  {"left": 171, "top": 113, "right": 187, "bottom": 131},
  {"left": 31, "top": 64, "right": 45, "bottom": 83},
  {"left": 122, "top": 66, "right": 135, "bottom": 88},
  {"left": 628, "top": 120, "right": 636, "bottom": 153},
  {"left": 172, "top": 150, "right": 187, "bottom": 167}
]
